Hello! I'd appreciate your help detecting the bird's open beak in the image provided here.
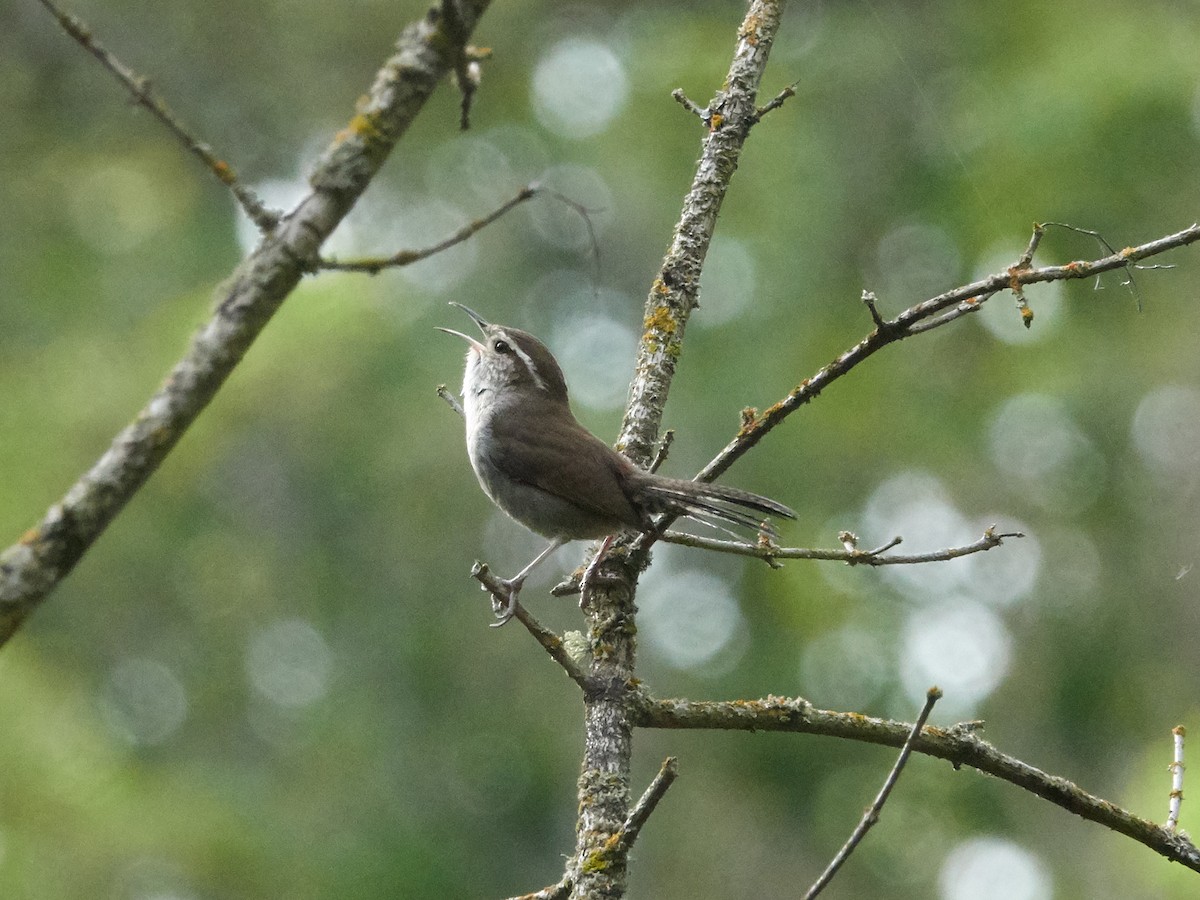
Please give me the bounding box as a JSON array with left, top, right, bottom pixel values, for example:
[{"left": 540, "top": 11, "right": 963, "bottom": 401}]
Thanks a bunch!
[
  {"left": 448, "top": 302, "right": 489, "bottom": 333},
  {"left": 436, "top": 327, "right": 484, "bottom": 353},
  {"left": 438, "top": 302, "right": 490, "bottom": 351}
]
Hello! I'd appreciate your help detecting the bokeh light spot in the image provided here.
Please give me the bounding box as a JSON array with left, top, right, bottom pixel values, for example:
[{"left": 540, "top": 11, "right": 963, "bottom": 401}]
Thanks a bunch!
[
  {"left": 532, "top": 39, "right": 628, "bottom": 139},
  {"left": 697, "top": 236, "right": 757, "bottom": 327},
  {"left": 640, "top": 570, "right": 746, "bottom": 671},
  {"left": 939, "top": 836, "right": 1052, "bottom": 900},
  {"left": 100, "top": 658, "right": 188, "bottom": 746},
  {"left": 988, "top": 393, "right": 1105, "bottom": 514},
  {"left": 552, "top": 309, "right": 637, "bottom": 410},
  {"left": 900, "top": 600, "right": 1012, "bottom": 714},
  {"left": 1131, "top": 383, "right": 1200, "bottom": 477},
  {"left": 245, "top": 618, "right": 332, "bottom": 708}
]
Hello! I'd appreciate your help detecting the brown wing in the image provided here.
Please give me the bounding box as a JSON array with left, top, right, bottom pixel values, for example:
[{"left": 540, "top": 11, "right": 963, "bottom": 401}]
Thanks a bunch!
[{"left": 482, "top": 399, "right": 643, "bottom": 531}]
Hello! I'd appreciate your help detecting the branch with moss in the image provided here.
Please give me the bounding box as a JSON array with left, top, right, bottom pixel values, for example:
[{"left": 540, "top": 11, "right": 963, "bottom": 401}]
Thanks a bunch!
[
  {"left": 636, "top": 693, "right": 1200, "bottom": 873},
  {"left": 698, "top": 222, "right": 1200, "bottom": 485},
  {"left": 565, "top": 3, "right": 791, "bottom": 898},
  {"left": 0, "top": 0, "right": 494, "bottom": 648}
]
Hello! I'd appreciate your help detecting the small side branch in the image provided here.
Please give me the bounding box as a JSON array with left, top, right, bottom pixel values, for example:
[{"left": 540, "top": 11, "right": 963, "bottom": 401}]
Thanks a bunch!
[
  {"left": 618, "top": 756, "right": 679, "bottom": 852},
  {"left": 1168, "top": 725, "right": 1186, "bottom": 831},
  {"left": 636, "top": 695, "right": 1200, "bottom": 872},
  {"left": 508, "top": 881, "right": 570, "bottom": 900},
  {"left": 659, "top": 527, "right": 1022, "bottom": 567},
  {"left": 697, "top": 222, "right": 1200, "bottom": 485},
  {"left": 319, "top": 184, "right": 538, "bottom": 273},
  {"left": 437, "top": 384, "right": 465, "bottom": 418},
  {"left": 37, "top": 0, "right": 278, "bottom": 232},
  {"left": 468, "top": 563, "right": 589, "bottom": 690},
  {"left": 803, "top": 688, "right": 941, "bottom": 899}
]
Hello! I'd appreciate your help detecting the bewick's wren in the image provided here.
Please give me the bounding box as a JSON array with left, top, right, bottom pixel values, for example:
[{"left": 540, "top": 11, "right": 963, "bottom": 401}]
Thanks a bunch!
[{"left": 440, "top": 303, "right": 794, "bottom": 624}]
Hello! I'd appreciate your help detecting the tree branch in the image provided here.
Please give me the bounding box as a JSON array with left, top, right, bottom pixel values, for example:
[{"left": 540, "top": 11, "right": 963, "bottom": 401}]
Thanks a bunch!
[
  {"left": 36, "top": 0, "right": 278, "bottom": 231},
  {"left": 318, "top": 183, "right": 538, "bottom": 273},
  {"left": 636, "top": 694, "right": 1200, "bottom": 872},
  {"left": 568, "top": 4, "right": 790, "bottom": 898},
  {"left": 659, "top": 526, "right": 1023, "bottom": 567},
  {"left": 803, "top": 689, "right": 941, "bottom": 899},
  {"left": 0, "top": 0, "right": 493, "bottom": 648},
  {"left": 697, "top": 222, "right": 1200, "bottom": 485}
]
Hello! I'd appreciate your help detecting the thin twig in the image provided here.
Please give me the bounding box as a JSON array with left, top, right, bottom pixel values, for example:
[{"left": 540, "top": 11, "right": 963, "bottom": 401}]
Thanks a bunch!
[
  {"left": 617, "top": 757, "right": 680, "bottom": 852},
  {"left": 468, "top": 563, "right": 589, "bottom": 690},
  {"left": 1168, "top": 725, "right": 1186, "bottom": 831},
  {"left": 752, "top": 79, "right": 800, "bottom": 120},
  {"left": 696, "top": 222, "right": 1200, "bottom": 487},
  {"left": 636, "top": 694, "right": 1200, "bottom": 872},
  {"left": 659, "top": 527, "right": 1023, "bottom": 566},
  {"left": 437, "top": 384, "right": 465, "bottom": 418},
  {"left": 36, "top": 0, "right": 278, "bottom": 232},
  {"left": 803, "top": 688, "right": 941, "bottom": 899},
  {"left": 319, "top": 184, "right": 538, "bottom": 273},
  {"left": 671, "top": 88, "right": 708, "bottom": 120},
  {"left": 648, "top": 429, "right": 675, "bottom": 474},
  {"left": 507, "top": 881, "right": 570, "bottom": 900}
]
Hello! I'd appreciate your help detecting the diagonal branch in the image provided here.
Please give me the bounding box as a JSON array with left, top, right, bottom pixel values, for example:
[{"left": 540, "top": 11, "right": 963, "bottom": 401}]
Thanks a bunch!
[
  {"left": 697, "top": 222, "right": 1200, "bottom": 485},
  {"left": 803, "top": 688, "right": 941, "bottom": 899},
  {"left": 636, "top": 694, "right": 1200, "bottom": 872},
  {"left": 0, "top": 0, "right": 493, "bottom": 649},
  {"left": 37, "top": 0, "right": 279, "bottom": 232},
  {"left": 318, "top": 183, "right": 538, "bottom": 273}
]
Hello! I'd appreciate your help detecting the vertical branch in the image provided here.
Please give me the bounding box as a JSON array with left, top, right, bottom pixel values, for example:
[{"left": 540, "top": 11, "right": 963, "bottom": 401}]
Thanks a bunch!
[
  {"left": 616, "top": 0, "right": 789, "bottom": 468},
  {"left": 568, "top": 3, "right": 789, "bottom": 898}
]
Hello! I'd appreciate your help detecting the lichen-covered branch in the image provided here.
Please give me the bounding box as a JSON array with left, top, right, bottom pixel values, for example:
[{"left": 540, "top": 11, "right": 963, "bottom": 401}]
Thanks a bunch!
[
  {"left": 637, "top": 694, "right": 1200, "bottom": 873},
  {"left": 37, "top": 0, "right": 278, "bottom": 231},
  {"left": 0, "top": 0, "right": 492, "bottom": 648},
  {"left": 698, "top": 222, "right": 1200, "bottom": 485},
  {"left": 616, "top": 0, "right": 791, "bottom": 470},
  {"left": 567, "top": 3, "right": 789, "bottom": 898}
]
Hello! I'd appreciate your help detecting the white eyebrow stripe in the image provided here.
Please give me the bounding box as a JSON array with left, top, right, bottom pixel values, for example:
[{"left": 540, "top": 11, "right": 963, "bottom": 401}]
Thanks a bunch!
[{"left": 499, "top": 330, "right": 549, "bottom": 393}]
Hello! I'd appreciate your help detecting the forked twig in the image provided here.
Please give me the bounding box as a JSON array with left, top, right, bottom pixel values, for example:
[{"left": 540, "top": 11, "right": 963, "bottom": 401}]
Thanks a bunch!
[{"left": 803, "top": 688, "right": 941, "bottom": 898}]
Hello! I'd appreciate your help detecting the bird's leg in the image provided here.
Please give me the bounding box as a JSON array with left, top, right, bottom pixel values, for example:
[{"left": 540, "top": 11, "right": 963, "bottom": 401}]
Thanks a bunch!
[
  {"left": 578, "top": 534, "right": 618, "bottom": 612},
  {"left": 490, "top": 538, "right": 564, "bottom": 627}
]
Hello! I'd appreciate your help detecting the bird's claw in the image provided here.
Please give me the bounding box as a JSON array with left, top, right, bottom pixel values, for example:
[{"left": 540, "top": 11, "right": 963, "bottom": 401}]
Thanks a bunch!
[{"left": 488, "top": 579, "right": 521, "bottom": 627}]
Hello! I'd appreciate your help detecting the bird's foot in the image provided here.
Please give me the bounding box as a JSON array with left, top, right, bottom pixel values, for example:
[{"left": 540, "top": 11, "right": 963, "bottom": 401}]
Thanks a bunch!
[
  {"left": 488, "top": 578, "right": 523, "bottom": 627},
  {"left": 578, "top": 535, "right": 618, "bottom": 612}
]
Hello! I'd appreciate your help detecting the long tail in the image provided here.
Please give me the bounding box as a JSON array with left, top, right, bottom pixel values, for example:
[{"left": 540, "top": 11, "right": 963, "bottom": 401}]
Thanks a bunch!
[{"left": 640, "top": 476, "right": 795, "bottom": 537}]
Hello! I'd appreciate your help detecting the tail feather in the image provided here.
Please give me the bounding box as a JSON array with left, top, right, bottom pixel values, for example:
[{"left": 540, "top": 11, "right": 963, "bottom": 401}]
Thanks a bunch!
[{"left": 640, "top": 477, "right": 795, "bottom": 537}]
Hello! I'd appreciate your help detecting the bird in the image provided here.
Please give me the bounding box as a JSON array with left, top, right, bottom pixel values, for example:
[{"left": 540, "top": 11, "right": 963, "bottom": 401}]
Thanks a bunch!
[{"left": 440, "top": 303, "right": 794, "bottom": 624}]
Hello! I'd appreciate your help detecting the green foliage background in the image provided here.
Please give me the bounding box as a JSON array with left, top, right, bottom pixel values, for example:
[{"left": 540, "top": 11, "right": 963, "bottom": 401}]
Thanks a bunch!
[{"left": 1, "top": 1, "right": 1199, "bottom": 897}]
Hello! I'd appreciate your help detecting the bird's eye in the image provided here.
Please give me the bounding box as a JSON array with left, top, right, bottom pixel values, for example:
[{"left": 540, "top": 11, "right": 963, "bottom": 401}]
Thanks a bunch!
[{"left": 493, "top": 339, "right": 511, "bottom": 354}]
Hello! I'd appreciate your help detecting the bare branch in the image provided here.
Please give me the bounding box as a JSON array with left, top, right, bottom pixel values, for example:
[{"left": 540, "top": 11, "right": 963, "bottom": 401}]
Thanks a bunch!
[
  {"left": 618, "top": 757, "right": 680, "bottom": 852},
  {"left": 0, "top": 0, "right": 494, "bottom": 648},
  {"left": 508, "top": 881, "right": 570, "bottom": 900},
  {"left": 467, "top": 563, "right": 589, "bottom": 690},
  {"left": 1168, "top": 725, "right": 1186, "bottom": 832},
  {"left": 752, "top": 79, "right": 800, "bottom": 121},
  {"left": 36, "top": 0, "right": 278, "bottom": 232},
  {"left": 659, "top": 527, "right": 1023, "bottom": 567},
  {"left": 636, "top": 694, "right": 1200, "bottom": 872},
  {"left": 648, "top": 429, "right": 675, "bottom": 474},
  {"left": 318, "top": 184, "right": 537, "bottom": 273},
  {"left": 803, "top": 688, "right": 941, "bottom": 899},
  {"left": 697, "top": 222, "right": 1200, "bottom": 486},
  {"left": 671, "top": 88, "right": 708, "bottom": 120},
  {"left": 569, "top": 5, "right": 790, "bottom": 898},
  {"left": 437, "top": 384, "right": 466, "bottom": 418}
]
